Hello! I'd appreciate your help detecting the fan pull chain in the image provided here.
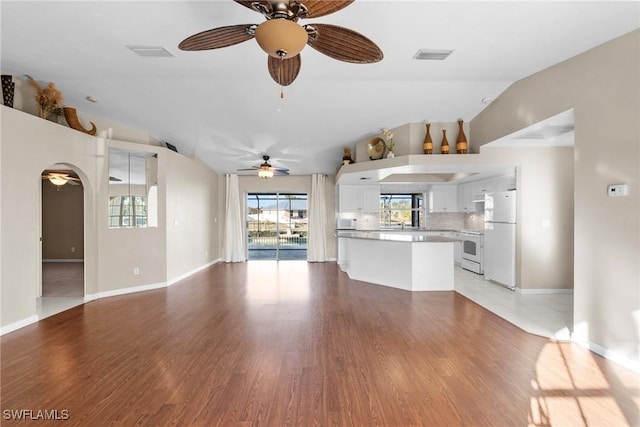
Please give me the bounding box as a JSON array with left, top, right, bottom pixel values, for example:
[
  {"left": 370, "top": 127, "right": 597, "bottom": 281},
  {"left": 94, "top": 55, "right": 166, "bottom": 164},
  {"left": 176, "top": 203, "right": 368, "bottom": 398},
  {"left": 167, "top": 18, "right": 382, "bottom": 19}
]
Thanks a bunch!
[{"left": 280, "top": 55, "right": 284, "bottom": 99}]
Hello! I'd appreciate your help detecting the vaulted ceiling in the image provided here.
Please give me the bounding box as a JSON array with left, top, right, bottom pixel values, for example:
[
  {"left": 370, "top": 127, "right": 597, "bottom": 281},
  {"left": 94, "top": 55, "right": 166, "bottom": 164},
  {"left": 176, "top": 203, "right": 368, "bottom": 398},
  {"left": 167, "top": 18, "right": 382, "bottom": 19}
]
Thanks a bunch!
[{"left": 2, "top": 1, "right": 638, "bottom": 175}]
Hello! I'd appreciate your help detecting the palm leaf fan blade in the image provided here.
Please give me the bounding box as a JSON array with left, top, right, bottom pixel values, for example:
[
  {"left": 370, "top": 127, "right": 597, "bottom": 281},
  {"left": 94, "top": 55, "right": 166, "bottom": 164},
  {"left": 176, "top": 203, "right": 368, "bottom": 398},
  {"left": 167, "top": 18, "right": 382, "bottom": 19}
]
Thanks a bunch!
[
  {"left": 306, "top": 23, "right": 383, "bottom": 63},
  {"left": 179, "top": 25, "right": 255, "bottom": 51},
  {"left": 267, "top": 54, "right": 301, "bottom": 86},
  {"left": 300, "top": 0, "right": 354, "bottom": 18}
]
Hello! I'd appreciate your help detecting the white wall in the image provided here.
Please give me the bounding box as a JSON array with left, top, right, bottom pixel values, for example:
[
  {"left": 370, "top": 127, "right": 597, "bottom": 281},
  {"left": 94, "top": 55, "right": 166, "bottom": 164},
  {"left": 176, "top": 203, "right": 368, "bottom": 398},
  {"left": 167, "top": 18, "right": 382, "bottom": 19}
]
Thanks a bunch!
[
  {"left": 481, "top": 146, "right": 574, "bottom": 291},
  {"left": 97, "top": 140, "right": 167, "bottom": 293},
  {"left": 471, "top": 29, "right": 640, "bottom": 369},
  {"left": 1, "top": 106, "right": 102, "bottom": 326},
  {"left": 166, "top": 153, "right": 220, "bottom": 281},
  {"left": 0, "top": 105, "right": 222, "bottom": 331}
]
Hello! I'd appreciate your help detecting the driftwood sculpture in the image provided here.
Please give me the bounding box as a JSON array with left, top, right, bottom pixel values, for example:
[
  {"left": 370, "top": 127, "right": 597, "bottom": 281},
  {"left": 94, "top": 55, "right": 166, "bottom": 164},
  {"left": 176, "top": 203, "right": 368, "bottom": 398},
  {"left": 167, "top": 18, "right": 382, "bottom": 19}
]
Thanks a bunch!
[{"left": 63, "top": 106, "right": 97, "bottom": 135}]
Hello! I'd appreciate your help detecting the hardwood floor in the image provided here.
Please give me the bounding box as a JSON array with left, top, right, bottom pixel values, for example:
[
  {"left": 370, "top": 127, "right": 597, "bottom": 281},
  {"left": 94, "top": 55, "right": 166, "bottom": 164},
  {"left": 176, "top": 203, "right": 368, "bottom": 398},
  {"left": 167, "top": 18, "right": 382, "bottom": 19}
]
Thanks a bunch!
[{"left": 1, "top": 262, "right": 638, "bottom": 426}]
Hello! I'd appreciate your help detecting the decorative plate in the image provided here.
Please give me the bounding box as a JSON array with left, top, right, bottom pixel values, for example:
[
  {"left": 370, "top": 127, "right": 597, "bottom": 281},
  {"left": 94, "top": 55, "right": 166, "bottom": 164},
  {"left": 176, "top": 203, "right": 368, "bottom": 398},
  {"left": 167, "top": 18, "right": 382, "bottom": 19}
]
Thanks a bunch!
[{"left": 367, "top": 137, "right": 386, "bottom": 160}]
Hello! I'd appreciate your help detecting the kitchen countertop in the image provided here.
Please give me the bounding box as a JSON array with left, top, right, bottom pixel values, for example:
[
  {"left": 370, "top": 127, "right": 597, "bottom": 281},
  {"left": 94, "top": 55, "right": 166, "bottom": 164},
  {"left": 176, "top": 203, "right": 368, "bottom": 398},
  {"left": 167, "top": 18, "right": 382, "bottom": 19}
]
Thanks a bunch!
[
  {"left": 338, "top": 228, "right": 483, "bottom": 234},
  {"left": 337, "top": 230, "right": 458, "bottom": 243}
]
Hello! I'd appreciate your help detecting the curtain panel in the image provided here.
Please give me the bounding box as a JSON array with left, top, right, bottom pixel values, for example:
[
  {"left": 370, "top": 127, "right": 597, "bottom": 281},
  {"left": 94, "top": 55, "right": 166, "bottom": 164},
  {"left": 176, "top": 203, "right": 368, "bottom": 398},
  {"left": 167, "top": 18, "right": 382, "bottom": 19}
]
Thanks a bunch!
[
  {"left": 307, "top": 173, "right": 327, "bottom": 262},
  {"left": 223, "top": 174, "right": 246, "bottom": 262}
]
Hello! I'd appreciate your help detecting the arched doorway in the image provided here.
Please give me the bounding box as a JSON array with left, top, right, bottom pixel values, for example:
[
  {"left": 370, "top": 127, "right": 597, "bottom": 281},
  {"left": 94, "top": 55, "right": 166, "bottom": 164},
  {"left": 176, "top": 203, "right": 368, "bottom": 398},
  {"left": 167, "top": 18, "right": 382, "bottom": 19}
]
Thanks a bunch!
[{"left": 39, "top": 166, "right": 85, "bottom": 316}]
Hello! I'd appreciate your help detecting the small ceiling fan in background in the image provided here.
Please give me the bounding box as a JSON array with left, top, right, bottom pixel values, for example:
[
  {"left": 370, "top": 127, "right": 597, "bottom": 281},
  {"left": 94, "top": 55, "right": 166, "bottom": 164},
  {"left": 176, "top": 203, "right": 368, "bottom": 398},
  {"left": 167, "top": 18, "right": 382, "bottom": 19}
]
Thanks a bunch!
[
  {"left": 237, "top": 155, "right": 290, "bottom": 179},
  {"left": 42, "top": 171, "right": 81, "bottom": 189},
  {"left": 179, "top": 0, "right": 383, "bottom": 93}
]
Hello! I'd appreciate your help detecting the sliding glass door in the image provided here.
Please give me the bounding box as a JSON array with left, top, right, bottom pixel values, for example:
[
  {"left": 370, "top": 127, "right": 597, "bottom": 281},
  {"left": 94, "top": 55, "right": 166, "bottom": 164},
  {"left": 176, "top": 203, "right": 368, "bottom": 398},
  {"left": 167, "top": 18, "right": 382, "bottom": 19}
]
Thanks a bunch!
[{"left": 246, "top": 193, "right": 308, "bottom": 260}]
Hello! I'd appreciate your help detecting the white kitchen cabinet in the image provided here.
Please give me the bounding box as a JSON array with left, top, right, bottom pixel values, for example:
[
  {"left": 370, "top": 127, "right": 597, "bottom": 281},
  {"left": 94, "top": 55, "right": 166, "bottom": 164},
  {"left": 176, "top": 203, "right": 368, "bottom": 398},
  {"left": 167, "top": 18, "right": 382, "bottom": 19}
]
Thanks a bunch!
[
  {"left": 458, "top": 181, "right": 478, "bottom": 213},
  {"left": 458, "top": 183, "right": 468, "bottom": 212},
  {"left": 453, "top": 232, "right": 463, "bottom": 265},
  {"left": 475, "top": 179, "right": 494, "bottom": 196},
  {"left": 458, "top": 175, "right": 516, "bottom": 212},
  {"left": 338, "top": 185, "right": 380, "bottom": 212},
  {"left": 429, "top": 185, "right": 458, "bottom": 213},
  {"left": 476, "top": 176, "right": 512, "bottom": 195},
  {"left": 337, "top": 237, "right": 349, "bottom": 271},
  {"left": 424, "top": 230, "right": 461, "bottom": 265},
  {"left": 504, "top": 174, "right": 516, "bottom": 191}
]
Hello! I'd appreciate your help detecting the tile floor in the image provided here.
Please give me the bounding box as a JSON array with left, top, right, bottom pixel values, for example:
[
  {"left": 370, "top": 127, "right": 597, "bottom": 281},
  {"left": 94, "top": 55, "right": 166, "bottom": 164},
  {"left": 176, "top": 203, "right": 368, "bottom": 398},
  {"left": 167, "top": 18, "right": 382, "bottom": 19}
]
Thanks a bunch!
[
  {"left": 36, "top": 296, "right": 85, "bottom": 320},
  {"left": 36, "top": 263, "right": 574, "bottom": 342},
  {"left": 454, "top": 267, "right": 573, "bottom": 341}
]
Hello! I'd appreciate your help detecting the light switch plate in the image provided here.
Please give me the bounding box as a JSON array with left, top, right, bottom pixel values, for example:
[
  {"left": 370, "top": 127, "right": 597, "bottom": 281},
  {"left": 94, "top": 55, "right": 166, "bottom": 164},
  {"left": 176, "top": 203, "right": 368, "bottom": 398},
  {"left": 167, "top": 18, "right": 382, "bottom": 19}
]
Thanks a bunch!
[{"left": 607, "top": 184, "right": 628, "bottom": 197}]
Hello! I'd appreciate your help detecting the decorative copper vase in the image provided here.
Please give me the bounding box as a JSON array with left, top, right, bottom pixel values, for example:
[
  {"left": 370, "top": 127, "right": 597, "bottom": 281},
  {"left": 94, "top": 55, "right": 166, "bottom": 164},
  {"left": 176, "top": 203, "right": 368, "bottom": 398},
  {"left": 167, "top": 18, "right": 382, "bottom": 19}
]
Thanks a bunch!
[
  {"left": 63, "top": 106, "right": 97, "bottom": 135},
  {"left": 423, "top": 123, "right": 433, "bottom": 154},
  {"left": 456, "top": 120, "right": 468, "bottom": 154},
  {"left": 441, "top": 129, "right": 449, "bottom": 154}
]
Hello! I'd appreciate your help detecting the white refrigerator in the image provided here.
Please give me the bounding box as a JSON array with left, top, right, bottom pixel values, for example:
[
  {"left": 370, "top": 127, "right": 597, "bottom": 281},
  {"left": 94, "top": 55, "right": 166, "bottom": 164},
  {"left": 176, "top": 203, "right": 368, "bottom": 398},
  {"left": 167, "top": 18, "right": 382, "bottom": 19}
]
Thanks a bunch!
[{"left": 484, "top": 191, "right": 516, "bottom": 290}]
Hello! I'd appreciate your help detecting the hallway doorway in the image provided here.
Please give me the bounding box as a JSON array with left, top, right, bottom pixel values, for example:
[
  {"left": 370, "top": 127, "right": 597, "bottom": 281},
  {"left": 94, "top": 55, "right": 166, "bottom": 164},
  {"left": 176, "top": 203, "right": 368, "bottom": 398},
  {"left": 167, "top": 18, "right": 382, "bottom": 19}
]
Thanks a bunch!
[
  {"left": 40, "top": 168, "right": 85, "bottom": 301},
  {"left": 246, "top": 193, "right": 308, "bottom": 260}
]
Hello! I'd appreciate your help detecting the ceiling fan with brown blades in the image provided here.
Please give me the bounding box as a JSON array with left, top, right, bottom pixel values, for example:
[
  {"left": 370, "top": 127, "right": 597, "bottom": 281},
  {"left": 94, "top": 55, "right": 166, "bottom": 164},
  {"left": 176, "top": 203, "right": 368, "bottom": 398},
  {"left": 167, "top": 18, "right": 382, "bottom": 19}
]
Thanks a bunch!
[
  {"left": 42, "top": 171, "right": 81, "bottom": 189},
  {"left": 237, "top": 155, "right": 290, "bottom": 179},
  {"left": 179, "top": 1, "right": 383, "bottom": 93}
]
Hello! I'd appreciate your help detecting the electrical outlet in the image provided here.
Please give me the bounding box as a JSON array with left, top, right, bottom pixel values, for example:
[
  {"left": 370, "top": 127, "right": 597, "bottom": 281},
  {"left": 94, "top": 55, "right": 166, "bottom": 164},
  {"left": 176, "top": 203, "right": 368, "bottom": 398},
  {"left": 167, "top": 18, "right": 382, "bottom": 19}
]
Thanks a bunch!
[
  {"left": 71, "top": 246, "right": 76, "bottom": 253},
  {"left": 607, "top": 184, "right": 628, "bottom": 197},
  {"left": 133, "top": 267, "right": 140, "bottom": 275}
]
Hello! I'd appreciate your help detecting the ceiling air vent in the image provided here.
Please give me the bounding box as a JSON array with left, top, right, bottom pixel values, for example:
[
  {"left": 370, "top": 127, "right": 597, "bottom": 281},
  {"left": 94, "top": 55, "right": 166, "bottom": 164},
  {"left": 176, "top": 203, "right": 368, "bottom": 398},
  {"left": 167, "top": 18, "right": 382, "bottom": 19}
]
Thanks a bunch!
[
  {"left": 127, "top": 46, "right": 173, "bottom": 58},
  {"left": 413, "top": 49, "right": 454, "bottom": 60}
]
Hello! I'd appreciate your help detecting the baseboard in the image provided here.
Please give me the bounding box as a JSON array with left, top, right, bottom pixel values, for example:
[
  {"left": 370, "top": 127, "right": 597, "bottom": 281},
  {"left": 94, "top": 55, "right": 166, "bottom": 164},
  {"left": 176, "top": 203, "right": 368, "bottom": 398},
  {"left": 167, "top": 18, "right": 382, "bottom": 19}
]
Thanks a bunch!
[
  {"left": 516, "top": 288, "right": 574, "bottom": 295},
  {"left": 1, "top": 259, "right": 221, "bottom": 335},
  {"left": 43, "top": 259, "right": 84, "bottom": 263},
  {"left": 573, "top": 337, "right": 640, "bottom": 374},
  {"left": 84, "top": 281, "right": 167, "bottom": 301},
  {"left": 167, "top": 258, "right": 221, "bottom": 286},
  {"left": 84, "top": 259, "right": 222, "bottom": 301},
  {"left": 1, "top": 315, "right": 39, "bottom": 336}
]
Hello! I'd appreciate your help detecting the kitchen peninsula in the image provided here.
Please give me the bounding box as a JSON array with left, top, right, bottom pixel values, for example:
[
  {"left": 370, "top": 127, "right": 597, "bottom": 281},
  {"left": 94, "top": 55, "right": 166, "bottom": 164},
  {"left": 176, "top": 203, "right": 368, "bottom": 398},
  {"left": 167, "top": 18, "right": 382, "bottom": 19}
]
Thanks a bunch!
[{"left": 337, "top": 231, "right": 456, "bottom": 292}]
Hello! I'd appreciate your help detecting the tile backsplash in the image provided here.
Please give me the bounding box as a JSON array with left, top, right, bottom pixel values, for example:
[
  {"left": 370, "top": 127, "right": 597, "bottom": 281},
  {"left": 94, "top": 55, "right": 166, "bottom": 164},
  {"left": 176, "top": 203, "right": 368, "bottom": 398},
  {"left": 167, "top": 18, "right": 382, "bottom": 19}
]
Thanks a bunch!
[
  {"left": 336, "top": 211, "right": 485, "bottom": 231},
  {"left": 336, "top": 211, "right": 380, "bottom": 230},
  {"left": 425, "top": 212, "right": 465, "bottom": 230},
  {"left": 425, "top": 212, "right": 485, "bottom": 231},
  {"left": 464, "top": 212, "right": 485, "bottom": 231}
]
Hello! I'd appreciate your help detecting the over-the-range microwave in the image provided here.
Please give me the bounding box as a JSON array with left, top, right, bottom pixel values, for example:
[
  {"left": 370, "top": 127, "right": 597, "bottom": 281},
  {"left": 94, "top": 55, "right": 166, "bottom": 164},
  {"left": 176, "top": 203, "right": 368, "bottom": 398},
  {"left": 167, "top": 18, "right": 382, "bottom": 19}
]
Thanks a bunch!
[{"left": 337, "top": 218, "right": 357, "bottom": 229}]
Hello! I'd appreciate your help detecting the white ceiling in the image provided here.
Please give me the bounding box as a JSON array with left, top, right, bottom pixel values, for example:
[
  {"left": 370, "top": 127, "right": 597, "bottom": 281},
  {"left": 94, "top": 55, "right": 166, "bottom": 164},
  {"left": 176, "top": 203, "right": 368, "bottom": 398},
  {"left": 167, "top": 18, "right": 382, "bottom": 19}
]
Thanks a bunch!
[{"left": 2, "top": 1, "right": 638, "bottom": 175}]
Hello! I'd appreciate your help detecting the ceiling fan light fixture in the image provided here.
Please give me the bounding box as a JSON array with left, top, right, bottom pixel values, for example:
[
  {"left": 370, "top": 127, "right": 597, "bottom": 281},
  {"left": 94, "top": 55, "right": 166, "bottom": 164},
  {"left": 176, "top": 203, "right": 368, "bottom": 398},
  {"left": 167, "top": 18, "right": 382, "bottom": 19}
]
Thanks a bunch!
[
  {"left": 258, "top": 168, "right": 274, "bottom": 179},
  {"left": 255, "top": 19, "right": 308, "bottom": 58},
  {"left": 48, "top": 174, "right": 69, "bottom": 186}
]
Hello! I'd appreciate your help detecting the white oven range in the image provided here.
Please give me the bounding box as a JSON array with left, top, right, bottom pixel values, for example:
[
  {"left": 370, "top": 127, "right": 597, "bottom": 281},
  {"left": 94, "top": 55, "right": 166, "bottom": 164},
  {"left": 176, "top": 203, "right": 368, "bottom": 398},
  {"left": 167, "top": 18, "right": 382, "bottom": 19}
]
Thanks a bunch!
[{"left": 460, "top": 231, "right": 484, "bottom": 274}]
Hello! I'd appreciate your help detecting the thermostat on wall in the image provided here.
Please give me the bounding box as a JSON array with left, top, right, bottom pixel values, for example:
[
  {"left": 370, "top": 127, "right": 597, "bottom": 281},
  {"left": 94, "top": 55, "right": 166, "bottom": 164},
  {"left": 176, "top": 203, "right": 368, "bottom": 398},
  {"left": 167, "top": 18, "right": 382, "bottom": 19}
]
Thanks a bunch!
[{"left": 607, "top": 184, "right": 628, "bottom": 197}]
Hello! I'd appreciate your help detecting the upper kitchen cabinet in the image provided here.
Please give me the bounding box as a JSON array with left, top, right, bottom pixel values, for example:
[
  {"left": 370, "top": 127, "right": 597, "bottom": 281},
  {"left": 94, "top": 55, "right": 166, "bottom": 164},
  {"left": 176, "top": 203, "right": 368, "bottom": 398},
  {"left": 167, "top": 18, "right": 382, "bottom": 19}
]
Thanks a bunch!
[
  {"left": 458, "top": 181, "right": 479, "bottom": 212},
  {"left": 429, "top": 185, "right": 458, "bottom": 213},
  {"left": 458, "top": 174, "right": 517, "bottom": 212},
  {"left": 339, "top": 185, "right": 380, "bottom": 212},
  {"left": 475, "top": 175, "right": 516, "bottom": 195}
]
